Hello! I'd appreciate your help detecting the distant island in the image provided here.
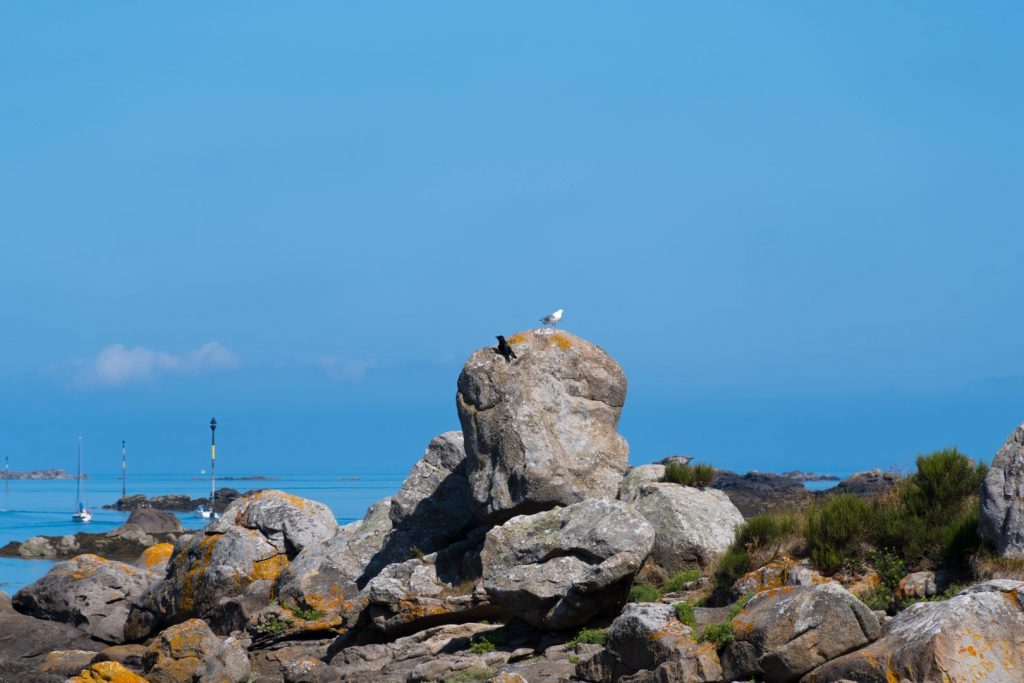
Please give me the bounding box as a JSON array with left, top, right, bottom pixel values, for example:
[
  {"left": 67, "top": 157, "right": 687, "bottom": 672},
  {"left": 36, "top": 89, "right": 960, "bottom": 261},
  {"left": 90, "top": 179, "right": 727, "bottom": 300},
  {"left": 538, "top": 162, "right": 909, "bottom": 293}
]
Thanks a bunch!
[{"left": 0, "top": 468, "right": 86, "bottom": 480}]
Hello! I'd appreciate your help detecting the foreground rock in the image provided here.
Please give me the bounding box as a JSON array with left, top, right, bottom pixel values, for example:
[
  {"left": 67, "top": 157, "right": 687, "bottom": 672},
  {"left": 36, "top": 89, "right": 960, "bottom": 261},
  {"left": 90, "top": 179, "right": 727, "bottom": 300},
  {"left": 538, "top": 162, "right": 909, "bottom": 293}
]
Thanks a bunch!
[
  {"left": 457, "top": 329, "right": 629, "bottom": 523},
  {"left": 805, "top": 581, "right": 1024, "bottom": 683},
  {"left": 980, "top": 420, "right": 1024, "bottom": 557},
  {"left": 0, "top": 591, "right": 103, "bottom": 678},
  {"left": 632, "top": 482, "right": 742, "bottom": 571},
  {"left": 13, "top": 554, "right": 157, "bottom": 644},
  {"left": 125, "top": 490, "right": 337, "bottom": 639},
  {"left": 143, "top": 619, "right": 250, "bottom": 683},
  {"left": 723, "top": 583, "right": 880, "bottom": 682},
  {"left": 69, "top": 661, "right": 147, "bottom": 682},
  {"left": 578, "top": 602, "right": 722, "bottom": 682},
  {"left": 482, "top": 498, "right": 655, "bottom": 629}
]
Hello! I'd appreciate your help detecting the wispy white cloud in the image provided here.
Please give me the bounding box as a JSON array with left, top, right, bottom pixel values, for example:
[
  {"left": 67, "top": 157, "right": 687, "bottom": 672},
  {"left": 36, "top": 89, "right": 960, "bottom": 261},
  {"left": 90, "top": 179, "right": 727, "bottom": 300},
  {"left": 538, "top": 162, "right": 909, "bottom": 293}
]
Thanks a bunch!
[
  {"left": 76, "top": 342, "right": 240, "bottom": 386},
  {"left": 314, "top": 356, "right": 374, "bottom": 382}
]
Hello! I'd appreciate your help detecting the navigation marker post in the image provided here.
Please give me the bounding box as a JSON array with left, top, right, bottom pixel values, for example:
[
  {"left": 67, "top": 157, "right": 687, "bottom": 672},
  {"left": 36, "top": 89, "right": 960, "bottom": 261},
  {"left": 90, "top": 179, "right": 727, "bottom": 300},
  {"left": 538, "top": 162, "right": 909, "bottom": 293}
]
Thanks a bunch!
[{"left": 210, "top": 417, "right": 217, "bottom": 515}]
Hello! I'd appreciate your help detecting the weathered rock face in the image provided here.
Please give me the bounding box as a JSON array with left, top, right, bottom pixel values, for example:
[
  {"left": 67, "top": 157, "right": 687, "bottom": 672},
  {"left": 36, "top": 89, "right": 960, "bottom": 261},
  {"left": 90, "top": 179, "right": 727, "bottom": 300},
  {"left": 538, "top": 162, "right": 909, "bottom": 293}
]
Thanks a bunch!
[
  {"left": 277, "top": 431, "right": 479, "bottom": 623},
  {"left": 481, "top": 498, "right": 655, "bottom": 629},
  {"left": 0, "top": 591, "right": 103, "bottom": 678},
  {"left": 980, "top": 421, "right": 1024, "bottom": 556},
  {"left": 13, "top": 554, "right": 157, "bottom": 644},
  {"left": 895, "top": 570, "right": 951, "bottom": 601},
  {"left": 275, "top": 498, "right": 392, "bottom": 620},
  {"left": 732, "top": 559, "right": 829, "bottom": 597},
  {"left": 600, "top": 602, "right": 723, "bottom": 682},
  {"left": 618, "top": 465, "right": 665, "bottom": 505},
  {"left": 724, "top": 583, "right": 880, "bottom": 683},
  {"left": 457, "top": 329, "right": 629, "bottom": 523},
  {"left": 363, "top": 530, "right": 499, "bottom": 635},
  {"left": 142, "top": 619, "right": 225, "bottom": 683},
  {"left": 804, "top": 580, "right": 1024, "bottom": 683},
  {"left": 632, "top": 483, "right": 743, "bottom": 572},
  {"left": 125, "top": 490, "right": 337, "bottom": 639}
]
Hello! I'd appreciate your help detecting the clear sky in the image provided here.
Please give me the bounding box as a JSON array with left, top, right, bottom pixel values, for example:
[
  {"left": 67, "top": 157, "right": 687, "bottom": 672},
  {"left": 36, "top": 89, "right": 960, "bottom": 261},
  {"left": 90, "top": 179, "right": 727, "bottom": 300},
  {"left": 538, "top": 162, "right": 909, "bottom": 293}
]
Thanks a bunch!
[{"left": 2, "top": 3, "right": 1023, "bottom": 476}]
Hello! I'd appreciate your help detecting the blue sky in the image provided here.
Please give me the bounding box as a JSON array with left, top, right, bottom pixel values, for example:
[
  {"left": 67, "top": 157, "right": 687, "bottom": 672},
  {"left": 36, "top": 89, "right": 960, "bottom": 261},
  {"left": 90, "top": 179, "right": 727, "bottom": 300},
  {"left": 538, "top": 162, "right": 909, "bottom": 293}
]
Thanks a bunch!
[{"left": 2, "top": 3, "right": 1023, "bottom": 476}]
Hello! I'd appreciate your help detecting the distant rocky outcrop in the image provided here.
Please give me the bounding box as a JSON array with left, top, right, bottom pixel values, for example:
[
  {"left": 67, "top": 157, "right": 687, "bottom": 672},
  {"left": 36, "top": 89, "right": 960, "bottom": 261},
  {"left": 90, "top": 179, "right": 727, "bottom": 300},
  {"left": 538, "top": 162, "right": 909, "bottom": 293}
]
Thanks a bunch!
[
  {"left": 104, "top": 488, "right": 243, "bottom": 513},
  {"left": 1, "top": 523, "right": 190, "bottom": 563},
  {"left": 980, "top": 420, "right": 1024, "bottom": 557},
  {"left": 0, "top": 468, "right": 85, "bottom": 480},
  {"left": 457, "top": 329, "right": 630, "bottom": 523},
  {"left": 830, "top": 468, "right": 900, "bottom": 498}
]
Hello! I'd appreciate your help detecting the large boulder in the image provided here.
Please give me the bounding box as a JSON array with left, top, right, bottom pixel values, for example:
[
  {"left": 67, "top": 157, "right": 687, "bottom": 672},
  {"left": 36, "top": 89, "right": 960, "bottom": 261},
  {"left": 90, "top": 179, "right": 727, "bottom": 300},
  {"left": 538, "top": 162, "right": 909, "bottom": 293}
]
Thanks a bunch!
[
  {"left": 142, "top": 619, "right": 245, "bottom": 683},
  {"left": 125, "top": 490, "right": 337, "bottom": 639},
  {"left": 618, "top": 465, "right": 665, "bottom": 504},
  {"left": 481, "top": 498, "right": 655, "bottom": 629},
  {"left": 124, "top": 508, "right": 182, "bottom": 534},
  {"left": 723, "top": 583, "right": 880, "bottom": 682},
  {"left": 13, "top": 554, "right": 157, "bottom": 644},
  {"left": 590, "top": 602, "right": 723, "bottom": 683},
  {"left": 457, "top": 329, "right": 629, "bottom": 523},
  {"left": 632, "top": 483, "right": 743, "bottom": 571},
  {"left": 804, "top": 580, "right": 1024, "bottom": 683},
  {"left": 980, "top": 421, "right": 1024, "bottom": 556}
]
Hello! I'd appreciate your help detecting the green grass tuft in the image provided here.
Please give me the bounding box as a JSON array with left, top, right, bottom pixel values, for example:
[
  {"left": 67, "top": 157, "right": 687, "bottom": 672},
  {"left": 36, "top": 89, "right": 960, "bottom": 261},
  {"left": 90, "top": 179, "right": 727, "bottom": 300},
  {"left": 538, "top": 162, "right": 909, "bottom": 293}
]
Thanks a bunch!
[{"left": 663, "top": 462, "right": 715, "bottom": 488}]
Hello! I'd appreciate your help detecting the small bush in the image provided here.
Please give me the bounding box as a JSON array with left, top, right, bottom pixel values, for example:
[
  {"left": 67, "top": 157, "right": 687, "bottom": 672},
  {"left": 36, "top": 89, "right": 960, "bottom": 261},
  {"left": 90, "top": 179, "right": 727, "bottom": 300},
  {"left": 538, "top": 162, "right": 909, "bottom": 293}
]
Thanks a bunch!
[
  {"left": 629, "top": 583, "right": 661, "bottom": 603},
  {"left": 259, "top": 615, "right": 289, "bottom": 635},
  {"left": 566, "top": 628, "right": 607, "bottom": 648},
  {"left": 714, "top": 546, "right": 752, "bottom": 590},
  {"left": 804, "top": 494, "right": 873, "bottom": 574},
  {"left": 662, "top": 569, "right": 702, "bottom": 593},
  {"left": 663, "top": 462, "right": 715, "bottom": 488},
  {"left": 469, "top": 637, "right": 496, "bottom": 654},
  {"left": 674, "top": 600, "right": 697, "bottom": 629},
  {"left": 698, "top": 621, "right": 734, "bottom": 648},
  {"left": 736, "top": 514, "right": 800, "bottom": 550},
  {"left": 287, "top": 604, "right": 326, "bottom": 621}
]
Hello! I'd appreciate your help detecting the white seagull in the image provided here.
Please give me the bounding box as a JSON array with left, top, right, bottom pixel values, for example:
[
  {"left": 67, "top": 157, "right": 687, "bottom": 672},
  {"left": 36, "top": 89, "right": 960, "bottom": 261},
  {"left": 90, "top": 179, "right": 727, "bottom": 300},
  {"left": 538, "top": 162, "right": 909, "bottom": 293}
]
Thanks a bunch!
[{"left": 540, "top": 308, "right": 564, "bottom": 328}]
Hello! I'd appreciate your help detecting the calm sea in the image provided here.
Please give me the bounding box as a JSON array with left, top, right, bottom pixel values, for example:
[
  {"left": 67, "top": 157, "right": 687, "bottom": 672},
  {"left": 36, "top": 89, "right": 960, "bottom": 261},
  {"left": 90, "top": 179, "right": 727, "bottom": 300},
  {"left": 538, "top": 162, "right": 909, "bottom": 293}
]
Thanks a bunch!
[{"left": 0, "top": 473, "right": 404, "bottom": 594}]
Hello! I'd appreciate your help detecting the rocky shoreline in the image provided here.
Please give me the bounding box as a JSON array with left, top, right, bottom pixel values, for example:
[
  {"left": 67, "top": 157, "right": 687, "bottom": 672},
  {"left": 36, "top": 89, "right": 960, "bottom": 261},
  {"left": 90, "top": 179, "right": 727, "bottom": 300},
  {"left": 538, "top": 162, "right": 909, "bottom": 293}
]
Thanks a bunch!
[
  {"left": 0, "top": 328, "right": 1017, "bottom": 682},
  {"left": 102, "top": 488, "right": 244, "bottom": 513}
]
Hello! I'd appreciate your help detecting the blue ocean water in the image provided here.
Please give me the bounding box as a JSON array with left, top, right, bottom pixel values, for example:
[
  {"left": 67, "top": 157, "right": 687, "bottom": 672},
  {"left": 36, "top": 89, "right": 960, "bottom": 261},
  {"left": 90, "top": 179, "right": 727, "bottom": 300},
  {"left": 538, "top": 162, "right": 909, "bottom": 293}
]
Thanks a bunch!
[{"left": 0, "top": 473, "right": 404, "bottom": 594}]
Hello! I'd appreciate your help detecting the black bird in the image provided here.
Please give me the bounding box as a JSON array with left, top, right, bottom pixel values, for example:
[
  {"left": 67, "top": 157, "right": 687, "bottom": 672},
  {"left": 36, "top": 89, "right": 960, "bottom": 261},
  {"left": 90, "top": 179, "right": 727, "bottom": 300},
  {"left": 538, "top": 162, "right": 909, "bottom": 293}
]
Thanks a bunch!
[{"left": 495, "top": 335, "right": 517, "bottom": 362}]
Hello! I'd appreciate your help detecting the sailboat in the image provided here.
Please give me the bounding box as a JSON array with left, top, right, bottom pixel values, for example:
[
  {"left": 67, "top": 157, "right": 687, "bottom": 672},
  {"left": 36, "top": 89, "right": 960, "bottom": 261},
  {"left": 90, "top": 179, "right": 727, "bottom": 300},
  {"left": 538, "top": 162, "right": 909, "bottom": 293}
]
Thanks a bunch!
[
  {"left": 196, "top": 417, "right": 218, "bottom": 520},
  {"left": 72, "top": 435, "right": 91, "bottom": 522}
]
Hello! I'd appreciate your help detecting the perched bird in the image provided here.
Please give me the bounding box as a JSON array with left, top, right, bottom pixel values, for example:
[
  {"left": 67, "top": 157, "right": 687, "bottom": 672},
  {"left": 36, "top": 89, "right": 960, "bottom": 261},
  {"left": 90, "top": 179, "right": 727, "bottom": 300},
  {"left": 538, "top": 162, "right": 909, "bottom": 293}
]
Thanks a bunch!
[
  {"left": 540, "top": 308, "right": 563, "bottom": 328},
  {"left": 495, "top": 335, "right": 517, "bottom": 362}
]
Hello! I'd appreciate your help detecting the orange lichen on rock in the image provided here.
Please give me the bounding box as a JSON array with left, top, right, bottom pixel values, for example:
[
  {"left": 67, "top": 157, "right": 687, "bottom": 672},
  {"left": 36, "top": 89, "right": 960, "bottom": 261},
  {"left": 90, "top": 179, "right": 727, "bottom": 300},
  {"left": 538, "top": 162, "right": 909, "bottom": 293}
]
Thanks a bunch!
[
  {"left": 139, "top": 543, "right": 174, "bottom": 570},
  {"left": 550, "top": 333, "right": 572, "bottom": 349},
  {"left": 178, "top": 534, "right": 221, "bottom": 614},
  {"left": 68, "top": 661, "right": 147, "bottom": 683},
  {"left": 305, "top": 584, "right": 355, "bottom": 613},
  {"left": 507, "top": 333, "right": 527, "bottom": 344},
  {"left": 69, "top": 554, "right": 110, "bottom": 581},
  {"left": 250, "top": 554, "right": 290, "bottom": 582},
  {"left": 249, "top": 489, "right": 310, "bottom": 510}
]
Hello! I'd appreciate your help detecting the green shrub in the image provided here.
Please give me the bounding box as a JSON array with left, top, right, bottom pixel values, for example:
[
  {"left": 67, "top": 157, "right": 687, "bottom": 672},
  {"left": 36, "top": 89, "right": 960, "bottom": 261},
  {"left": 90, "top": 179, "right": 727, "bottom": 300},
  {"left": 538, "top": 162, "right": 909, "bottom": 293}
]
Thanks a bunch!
[
  {"left": 714, "top": 546, "right": 752, "bottom": 590},
  {"left": 674, "top": 600, "right": 697, "bottom": 629},
  {"left": 286, "top": 604, "right": 326, "bottom": 621},
  {"left": 736, "top": 514, "right": 801, "bottom": 550},
  {"left": 469, "top": 637, "right": 496, "bottom": 654},
  {"left": 663, "top": 462, "right": 715, "bottom": 488},
  {"left": 662, "top": 569, "right": 702, "bottom": 593},
  {"left": 566, "top": 628, "right": 607, "bottom": 648},
  {"left": 259, "top": 615, "right": 289, "bottom": 635},
  {"left": 901, "top": 449, "right": 986, "bottom": 522},
  {"left": 698, "top": 621, "right": 734, "bottom": 648},
  {"left": 628, "top": 583, "right": 661, "bottom": 603},
  {"left": 804, "top": 494, "right": 873, "bottom": 574}
]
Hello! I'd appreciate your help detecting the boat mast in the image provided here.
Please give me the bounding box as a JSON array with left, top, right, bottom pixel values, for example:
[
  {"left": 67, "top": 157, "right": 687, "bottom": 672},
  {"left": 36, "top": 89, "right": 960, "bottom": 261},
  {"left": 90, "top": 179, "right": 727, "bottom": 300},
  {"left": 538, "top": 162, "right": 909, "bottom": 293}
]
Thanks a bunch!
[
  {"left": 76, "top": 435, "right": 83, "bottom": 509},
  {"left": 209, "top": 418, "right": 217, "bottom": 514}
]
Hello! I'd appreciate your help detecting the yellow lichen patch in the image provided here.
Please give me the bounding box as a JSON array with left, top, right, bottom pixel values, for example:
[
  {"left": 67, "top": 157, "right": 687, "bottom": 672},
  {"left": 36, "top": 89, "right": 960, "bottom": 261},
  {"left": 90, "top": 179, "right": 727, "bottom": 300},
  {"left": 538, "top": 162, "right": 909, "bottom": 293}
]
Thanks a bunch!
[
  {"left": 251, "top": 554, "right": 290, "bottom": 582},
  {"left": 305, "top": 584, "right": 355, "bottom": 613},
  {"left": 68, "top": 661, "right": 147, "bottom": 683},
  {"left": 507, "top": 333, "right": 527, "bottom": 344},
  {"left": 249, "top": 489, "right": 310, "bottom": 510},
  {"left": 178, "top": 534, "right": 221, "bottom": 614},
  {"left": 550, "top": 333, "right": 572, "bottom": 349},
  {"left": 139, "top": 543, "right": 174, "bottom": 570}
]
